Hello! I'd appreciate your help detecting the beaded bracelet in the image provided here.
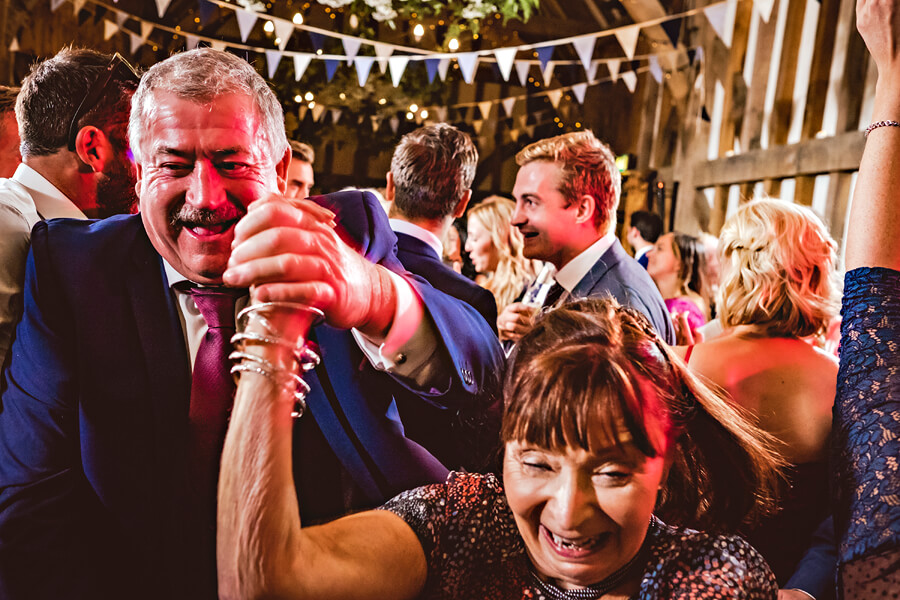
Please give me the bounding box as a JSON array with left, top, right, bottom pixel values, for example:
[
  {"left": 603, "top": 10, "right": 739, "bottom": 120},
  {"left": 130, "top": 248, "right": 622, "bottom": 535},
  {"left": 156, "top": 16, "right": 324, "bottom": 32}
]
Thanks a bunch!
[{"left": 865, "top": 120, "right": 900, "bottom": 137}]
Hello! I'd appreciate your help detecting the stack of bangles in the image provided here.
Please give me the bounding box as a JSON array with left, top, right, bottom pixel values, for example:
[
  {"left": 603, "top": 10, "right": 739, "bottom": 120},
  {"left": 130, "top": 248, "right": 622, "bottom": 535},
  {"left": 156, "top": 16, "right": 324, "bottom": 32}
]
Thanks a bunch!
[{"left": 230, "top": 302, "right": 324, "bottom": 418}]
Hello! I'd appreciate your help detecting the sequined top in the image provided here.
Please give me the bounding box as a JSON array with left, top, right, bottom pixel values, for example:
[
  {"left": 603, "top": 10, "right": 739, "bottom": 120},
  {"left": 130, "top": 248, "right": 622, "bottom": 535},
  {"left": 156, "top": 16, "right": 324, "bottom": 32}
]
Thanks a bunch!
[
  {"left": 379, "top": 472, "right": 777, "bottom": 599},
  {"left": 833, "top": 267, "right": 900, "bottom": 596}
]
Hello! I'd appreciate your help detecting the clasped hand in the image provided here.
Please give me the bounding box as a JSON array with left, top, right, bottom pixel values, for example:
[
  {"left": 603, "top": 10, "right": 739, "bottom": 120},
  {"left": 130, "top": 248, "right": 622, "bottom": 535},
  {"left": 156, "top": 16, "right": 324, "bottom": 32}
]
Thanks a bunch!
[{"left": 223, "top": 195, "right": 396, "bottom": 337}]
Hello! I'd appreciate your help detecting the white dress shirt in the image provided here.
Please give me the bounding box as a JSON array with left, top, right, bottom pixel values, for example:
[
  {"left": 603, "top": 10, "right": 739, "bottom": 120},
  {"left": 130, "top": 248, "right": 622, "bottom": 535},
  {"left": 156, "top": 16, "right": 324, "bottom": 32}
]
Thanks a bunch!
[
  {"left": 389, "top": 218, "right": 444, "bottom": 258},
  {"left": 551, "top": 232, "right": 618, "bottom": 301}
]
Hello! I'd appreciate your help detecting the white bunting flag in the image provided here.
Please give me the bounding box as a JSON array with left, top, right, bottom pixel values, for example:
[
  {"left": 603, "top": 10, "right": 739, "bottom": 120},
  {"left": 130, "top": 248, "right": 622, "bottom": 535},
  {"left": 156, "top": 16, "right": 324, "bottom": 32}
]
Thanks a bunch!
[
  {"left": 437, "top": 58, "right": 451, "bottom": 81},
  {"left": 704, "top": 0, "right": 737, "bottom": 48},
  {"left": 542, "top": 62, "right": 555, "bottom": 86},
  {"left": 154, "top": 0, "right": 172, "bottom": 18},
  {"left": 755, "top": 0, "right": 775, "bottom": 23},
  {"left": 502, "top": 97, "right": 516, "bottom": 117},
  {"left": 472, "top": 120, "right": 484, "bottom": 135},
  {"left": 210, "top": 40, "right": 227, "bottom": 51},
  {"left": 72, "top": 0, "right": 86, "bottom": 15},
  {"left": 588, "top": 60, "right": 601, "bottom": 82},
  {"left": 607, "top": 59, "right": 620, "bottom": 82},
  {"left": 494, "top": 47, "right": 517, "bottom": 82},
  {"left": 649, "top": 55, "right": 663, "bottom": 83},
  {"left": 129, "top": 32, "right": 144, "bottom": 54},
  {"left": 547, "top": 89, "right": 563, "bottom": 109},
  {"left": 115, "top": 11, "right": 128, "bottom": 27},
  {"left": 141, "top": 21, "right": 154, "bottom": 41},
  {"left": 436, "top": 106, "right": 448, "bottom": 122},
  {"left": 265, "top": 50, "right": 283, "bottom": 79},
  {"left": 186, "top": 35, "right": 199, "bottom": 50},
  {"left": 478, "top": 101, "right": 492, "bottom": 120},
  {"left": 571, "top": 82, "right": 588, "bottom": 104},
  {"left": 104, "top": 20, "right": 119, "bottom": 41},
  {"left": 354, "top": 56, "right": 375, "bottom": 86},
  {"left": 457, "top": 53, "right": 479, "bottom": 84},
  {"left": 622, "top": 70, "right": 638, "bottom": 92},
  {"left": 235, "top": 9, "right": 258, "bottom": 43},
  {"left": 312, "top": 103, "right": 326, "bottom": 122},
  {"left": 50, "top": 0, "right": 66, "bottom": 12},
  {"left": 8, "top": 37, "right": 19, "bottom": 52},
  {"left": 298, "top": 105, "right": 308, "bottom": 121},
  {"left": 342, "top": 38, "right": 361, "bottom": 65},
  {"left": 390, "top": 116, "right": 399, "bottom": 134},
  {"left": 274, "top": 19, "right": 294, "bottom": 51},
  {"left": 515, "top": 61, "right": 531, "bottom": 87},
  {"left": 510, "top": 129, "right": 520, "bottom": 142},
  {"left": 571, "top": 36, "right": 596, "bottom": 73},
  {"left": 615, "top": 24, "right": 640, "bottom": 60},
  {"left": 330, "top": 109, "right": 342, "bottom": 124},
  {"left": 526, "top": 125, "right": 536, "bottom": 137},
  {"left": 293, "top": 54, "right": 312, "bottom": 81},
  {"left": 388, "top": 55, "right": 409, "bottom": 87},
  {"left": 370, "top": 115, "right": 380, "bottom": 130},
  {"left": 374, "top": 43, "right": 393, "bottom": 73}
]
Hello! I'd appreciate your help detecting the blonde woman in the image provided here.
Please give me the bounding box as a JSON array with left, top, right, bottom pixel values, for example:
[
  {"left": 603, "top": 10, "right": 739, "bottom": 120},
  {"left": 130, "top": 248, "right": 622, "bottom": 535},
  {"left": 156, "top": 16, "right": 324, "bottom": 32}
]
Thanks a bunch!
[
  {"left": 675, "top": 198, "right": 839, "bottom": 585},
  {"left": 465, "top": 196, "right": 539, "bottom": 320}
]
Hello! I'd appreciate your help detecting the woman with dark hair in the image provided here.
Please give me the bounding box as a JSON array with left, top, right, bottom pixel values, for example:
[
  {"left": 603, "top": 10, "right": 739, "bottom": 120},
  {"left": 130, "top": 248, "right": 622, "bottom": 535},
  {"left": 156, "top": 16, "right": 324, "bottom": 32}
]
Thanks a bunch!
[
  {"left": 217, "top": 296, "right": 782, "bottom": 599},
  {"left": 646, "top": 232, "right": 709, "bottom": 330}
]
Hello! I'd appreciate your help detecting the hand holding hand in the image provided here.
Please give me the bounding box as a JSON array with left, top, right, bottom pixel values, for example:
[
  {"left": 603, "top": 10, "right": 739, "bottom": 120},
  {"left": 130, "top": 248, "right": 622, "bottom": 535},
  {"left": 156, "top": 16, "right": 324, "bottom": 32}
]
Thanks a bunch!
[
  {"left": 497, "top": 302, "right": 538, "bottom": 343},
  {"left": 223, "top": 195, "right": 396, "bottom": 337}
]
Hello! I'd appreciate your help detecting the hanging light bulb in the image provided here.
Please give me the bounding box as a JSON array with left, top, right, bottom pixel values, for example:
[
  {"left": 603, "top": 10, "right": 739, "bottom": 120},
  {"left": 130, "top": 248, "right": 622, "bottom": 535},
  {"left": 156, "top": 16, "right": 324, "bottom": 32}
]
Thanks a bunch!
[
  {"left": 304, "top": 91, "right": 314, "bottom": 101},
  {"left": 413, "top": 23, "right": 425, "bottom": 41},
  {"left": 263, "top": 20, "right": 275, "bottom": 33},
  {"left": 294, "top": 94, "right": 303, "bottom": 103},
  {"left": 349, "top": 14, "right": 359, "bottom": 29},
  {"left": 420, "top": 109, "right": 429, "bottom": 119},
  {"left": 293, "top": 13, "right": 304, "bottom": 25},
  {"left": 448, "top": 38, "right": 459, "bottom": 51},
  {"left": 409, "top": 103, "right": 418, "bottom": 112}
]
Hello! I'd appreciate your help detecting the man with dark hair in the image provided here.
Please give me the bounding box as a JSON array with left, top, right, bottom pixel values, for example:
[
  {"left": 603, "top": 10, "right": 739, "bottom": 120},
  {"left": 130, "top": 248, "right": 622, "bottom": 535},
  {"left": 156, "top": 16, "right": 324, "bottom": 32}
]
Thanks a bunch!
[
  {"left": 285, "top": 139, "right": 315, "bottom": 199},
  {"left": 627, "top": 209, "right": 663, "bottom": 268},
  {"left": 0, "top": 47, "right": 139, "bottom": 365},
  {"left": 0, "top": 86, "right": 20, "bottom": 179}
]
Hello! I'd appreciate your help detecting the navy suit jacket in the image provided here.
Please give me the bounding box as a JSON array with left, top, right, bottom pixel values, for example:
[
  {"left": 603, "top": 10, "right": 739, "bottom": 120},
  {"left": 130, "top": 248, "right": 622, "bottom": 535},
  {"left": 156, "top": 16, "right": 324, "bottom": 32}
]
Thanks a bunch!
[
  {"left": 570, "top": 239, "right": 675, "bottom": 345},
  {"left": 0, "top": 190, "right": 503, "bottom": 599}
]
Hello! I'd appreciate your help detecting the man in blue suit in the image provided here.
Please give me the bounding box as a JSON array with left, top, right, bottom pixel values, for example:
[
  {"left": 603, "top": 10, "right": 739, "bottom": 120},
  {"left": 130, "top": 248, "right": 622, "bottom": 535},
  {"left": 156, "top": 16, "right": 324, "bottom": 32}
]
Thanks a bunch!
[
  {"left": 498, "top": 131, "right": 674, "bottom": 345},
  {"left": 0, "top": 48, "right": 502, "bottom": 600}
]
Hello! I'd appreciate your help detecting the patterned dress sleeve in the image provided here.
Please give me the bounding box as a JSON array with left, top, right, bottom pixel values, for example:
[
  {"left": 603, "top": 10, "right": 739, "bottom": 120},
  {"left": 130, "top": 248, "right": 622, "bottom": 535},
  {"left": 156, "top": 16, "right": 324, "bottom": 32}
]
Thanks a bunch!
[{"left": 833, "top": 267, "right": 900, "bottom": 597}]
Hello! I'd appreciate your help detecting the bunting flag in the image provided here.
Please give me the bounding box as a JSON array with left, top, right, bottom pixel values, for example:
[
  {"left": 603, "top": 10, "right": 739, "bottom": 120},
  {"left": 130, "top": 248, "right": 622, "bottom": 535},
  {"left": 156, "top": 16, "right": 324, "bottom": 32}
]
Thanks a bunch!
[
  {"left": 542, "top": 62, "right": 555, "bottom": 86},
  {"left": 154, "top": 0, "right": 172, "bottom": 18},
  {"left": 308, "top": 32, "right": 325, "bottom": 52},
  {"left": 515, "top": 61, "right": 531, "bottom": 87},
  {"left": 425, "top": 58, "right": 439, "bottom": 83},
  {"left": 437, "top": 58, "right": 451, "bottom": 81},
  {"left": 389, "top": 116, "right": 399, "bottom": 134},
  {"left": 621, "top": 70, "right": 638, "bottom": 92},
  {"left": 536, "top": 46, "right": 554, "bottom": 71},
  {"left": 571, "top": 36, "right": 596, "bottom": 73},
  {"left": 274, "top": 20, "right": 294, "bottom": 51},
  {"left": 704, "top": 0, "right": 736, "bottom": 48},
  {"left": 605, "top": 59, "right": 619, "bottom": 82},
  {"left": 330, "top": 108, "right": 342, "bottom": 123},
  {"left": 661, "top": 18, "right": 681, "bottom": 47},
  {"left": 324, "top": 58, "right": 340, "bottom": 81},
  {"left": 648, "top": 55, "right": 663, "bottom": 83},
  {"left": 518, "top": 115, "right": 528, "bottom": 129},
  {"left": 234, "top": 8, "right": 258, "bottom": 42},
  {"left": 186, "top": 35, "right": 200, "bottom": 50},
  {"left": 73, "top": 0, "right": 86, "bottom": 15},
  {"left": 293, "top": 53, "right": 312, "bottom": 80},
  {"left": 265, "top": 50, "right": 282, "bottom": 78},
  {"left": 494, "top": 47, "right": 517, "bottom": 81},
  {"left": 115, "top": 11, "right": 128, "bottom": 27},
  {"left": 141, "top": 21, "right": 154, "bottom": 41},
  {"left": 615, "top": 24, "right": 640, "bottom": 60},
  {"left": 478, "top": 101, "right": 492, "bottom": 119},
  {"left": 755, "top": 0, "right": 775, "bottom": 22},
  {"left": 547, "top": 89, "right": 563, "bottom": 109},
  {"left": 8, "top": 36, "right": 19, "bottom": 52},
  {"left": 312, "top": 103, "right": 326, "bottom": 122},
  {"left": 588, "top": 60, "right": 601, "bottom": 82},
  {"left": 389, "top": 55, "right": 409, "bottom": 87},
  {"left": 510, "top": 129, "right": 520, "bottom": 142},
  {"left": 436, "top": 106, "right": 448, "bottom": 122},
  {"left": 210, "top": 40, "right": 226, "bottom": 51},
  {"left": 502, "top": 97, "right": 516, "bottom": 117},
  {"left": 103, "top": 20, "right": 119, "bottom": 40},
  {"left": 342, "top": 37, "right": 361, "bottom": 65},
  {"left": 355, "top": 56, "right": 375, "bottom": 86},
  {"left": 198, "top": 0, "right": 217, "bottom": 25},
  {"left": 50, "top": 0, "right": 66, "bottom": 11},
  {"left": 472, "top": 119, "right": 484, "bottom": 135},
  {"left": 129, "top": 32, "right": 144, "bottom": 54},
  {"left": 373, "top": 43, "right": 392, "bottom": 73},
  {"left": 457, "top": 53, "right": 479, "bottom": 84},
  {"left": 571, "top": 82, "right": 588, "bottom": 104},
  {"left": 370, "top": 115, "right": 381, "bottom": 131},
  {"left": 525, "top": 125, "right": 536, "bottom": 138}
]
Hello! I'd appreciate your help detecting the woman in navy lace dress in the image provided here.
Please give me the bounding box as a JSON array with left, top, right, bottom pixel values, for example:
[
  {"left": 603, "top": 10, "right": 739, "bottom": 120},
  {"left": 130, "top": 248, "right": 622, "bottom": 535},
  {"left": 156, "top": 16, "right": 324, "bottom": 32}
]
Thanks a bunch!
[
  {"left": 833, "top": 1, "right": 900, "bottom": 596},
  {"left": 217, "top": 297, "right": 783, "bottom": 599}
]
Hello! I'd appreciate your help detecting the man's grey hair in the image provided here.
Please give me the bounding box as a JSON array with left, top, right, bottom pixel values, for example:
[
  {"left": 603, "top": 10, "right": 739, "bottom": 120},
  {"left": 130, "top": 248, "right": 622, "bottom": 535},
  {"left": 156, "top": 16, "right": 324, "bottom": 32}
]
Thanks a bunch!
[
  {"left": 389, "top": 123, "right": 478, "bottom": 221},
  {"left": 128, "top": 48, "right": 288, "bottom": 165}
]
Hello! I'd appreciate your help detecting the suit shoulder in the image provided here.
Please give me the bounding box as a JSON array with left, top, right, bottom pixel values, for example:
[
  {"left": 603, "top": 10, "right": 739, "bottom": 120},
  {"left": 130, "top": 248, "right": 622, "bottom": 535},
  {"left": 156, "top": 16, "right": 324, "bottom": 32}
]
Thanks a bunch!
[{"left": 34, "top": 214, "right": 145, "bottom": 261}]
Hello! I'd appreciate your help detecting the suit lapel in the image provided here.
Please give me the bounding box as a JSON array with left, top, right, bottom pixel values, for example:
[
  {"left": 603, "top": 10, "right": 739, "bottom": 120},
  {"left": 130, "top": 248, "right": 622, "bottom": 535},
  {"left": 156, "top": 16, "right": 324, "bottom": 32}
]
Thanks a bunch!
[{"left": 571, "top": 240, "right": 625, "bottom": 298}]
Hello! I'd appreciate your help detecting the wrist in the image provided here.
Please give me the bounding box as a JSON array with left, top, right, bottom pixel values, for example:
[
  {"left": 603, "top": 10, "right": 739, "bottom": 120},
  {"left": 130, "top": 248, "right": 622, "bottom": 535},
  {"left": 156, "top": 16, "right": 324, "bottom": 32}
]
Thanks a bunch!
[{"left": 357, "top": 266, "right": 397, "bottom": 339}]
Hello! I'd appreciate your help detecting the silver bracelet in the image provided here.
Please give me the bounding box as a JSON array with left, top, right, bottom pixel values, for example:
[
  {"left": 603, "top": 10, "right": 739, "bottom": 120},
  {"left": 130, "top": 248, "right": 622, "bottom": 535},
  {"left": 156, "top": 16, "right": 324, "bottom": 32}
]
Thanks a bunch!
[
  {"left": 865, "top": 120, "right": 900, "bottom": 137},
  {"left": 230, "top": 361, "right": 310, "bottom": 418}
]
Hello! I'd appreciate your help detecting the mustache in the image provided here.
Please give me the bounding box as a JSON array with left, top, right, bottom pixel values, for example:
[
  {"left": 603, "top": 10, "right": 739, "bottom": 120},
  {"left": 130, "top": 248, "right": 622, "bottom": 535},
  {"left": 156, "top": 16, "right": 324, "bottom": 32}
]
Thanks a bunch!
[{"left": 169, "top": 203, "right": 245, "bottom": 228}]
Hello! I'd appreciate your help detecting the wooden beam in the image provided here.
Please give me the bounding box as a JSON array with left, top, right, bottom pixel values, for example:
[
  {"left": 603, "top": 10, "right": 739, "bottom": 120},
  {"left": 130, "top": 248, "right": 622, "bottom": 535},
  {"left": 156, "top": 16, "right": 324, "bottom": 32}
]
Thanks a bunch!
[
  {"left": 741, "top": 1, "right": 780, "bottom": 150},
  {"left": 801, "top": 0, "right": 841, "bottom": 139}
]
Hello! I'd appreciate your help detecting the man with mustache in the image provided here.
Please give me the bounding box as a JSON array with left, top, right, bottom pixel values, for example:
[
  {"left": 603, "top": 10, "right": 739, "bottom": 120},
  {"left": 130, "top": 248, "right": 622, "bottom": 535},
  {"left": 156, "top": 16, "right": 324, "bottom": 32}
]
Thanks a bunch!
[
  {"left": 0, "top": 48, "right": 501, "bottom": 599},
  {"left": 497, "top": 130, "right": 674, "bottom": 345},
  {"left": 0, "top": 48, "right": 139, "bottom": 366}
]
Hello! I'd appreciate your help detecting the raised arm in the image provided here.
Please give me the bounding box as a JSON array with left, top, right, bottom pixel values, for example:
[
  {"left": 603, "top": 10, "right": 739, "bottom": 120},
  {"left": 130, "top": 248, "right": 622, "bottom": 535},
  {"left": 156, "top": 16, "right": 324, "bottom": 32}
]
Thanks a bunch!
[{"left": 846, "top": 0, "right": 900, "bottom": 270}]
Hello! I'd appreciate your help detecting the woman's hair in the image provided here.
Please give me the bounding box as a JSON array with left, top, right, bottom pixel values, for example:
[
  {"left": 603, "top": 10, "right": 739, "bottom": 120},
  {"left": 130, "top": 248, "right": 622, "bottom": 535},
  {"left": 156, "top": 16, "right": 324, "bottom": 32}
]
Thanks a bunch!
[
  {"left": 717, "top": 199, "right": 838, "bottom": 338},
  {"left": 502, "top": 297, "right": 782, "bottom": 532},
  {"left": 668, "top": 232, "right": 708, "bottom": 299},
  {"left": 468, "top": 196, "right": 539, "bottom": 311}
]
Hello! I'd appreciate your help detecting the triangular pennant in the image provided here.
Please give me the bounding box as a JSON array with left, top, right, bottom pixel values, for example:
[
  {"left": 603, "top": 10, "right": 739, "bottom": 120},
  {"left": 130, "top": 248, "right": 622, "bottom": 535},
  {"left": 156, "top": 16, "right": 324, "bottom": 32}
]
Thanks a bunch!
[
  {"left": 265, "top": 50, "right": 282, "bottom": 78},
  {"left": 571, "top": 36, "right": 596, "bottom": 72},
  {"left": 154, "top": 0, "right": 173, "bottom": 18},
  {"left": 129, "top": 32, "right": 144, "bottom": 54},
  {"left": 293, "top": 54, "right": 312, "bottom": 81},
  {"left": 704, "top": 0, "right": 736, "bottom": 48},
  {"left": 436, "top": 106, "right": 448, "bottom": 122},
  {"left": 515, "top": 61, "right": 531, "bottom": 87},
  {"left": 354, "top": 56, "right": 375, "bottom": 86},
  {"left": 330, "top": 109, "right": 342, "bottom": 124},
  {"left": 141, "top": 21, "right": 154, "bottom": 40},
  {"left": 115, "top": 11, "right": 128, "bottom": 27},
  {"left": 622, "top": 70, "right": 637, "bottom": 92},
  {"left": 526, "top": 125, "right": 536, "bottom": 137},
  {"left": 478, "top": 101, "right": 492, "bottom": 119},
  {"left": 615, "top": 25, "right": 640, "bottom": 60},
  {"left": 373, "top": 43, "right": 392, "bottom": 73},
  {"left": 425, "top": 58, "right": 439, "bottom": 83},
  {"left": 198, "top": 0, "right": 216, "bottom": 25},
  {"left": 72, "top": 0, "right": 86, "bottom": 16},
  {"left": 649, "top": 55, "right": 663, "bottom": 83},
  {"left": 457, "top": 106, "right": 469, "bottom": 120},
  {"left": 234, "top": 9, "right": 258, "bottom": 43},
  {"left": 8, "top": 37, "right": 18, "bottom": 52},
  {"left": 50, "top": 0, "right": 66, "bottom": 12},
  {"left": 588, "top": 60, "right": 601, "bottom": 81},
  {"left": 210, "top": 40, "right": 226, "bottom": 51},
  {"left": 324, "top": 59, "right": 340, "bottom": 81},
  {"left": 510, "top": 129, "right": 520, "bottom": 142},
  {"left": 571, "top": 82, "right": 588, "bottom": 104},
  {"left": 186, "top": 35, "right": 199, "bottom": 50},
  {"left": 308, "top": 32, "right": 324, "bottom": 51},
  {"left": 542, "top": 62, "right": 555, "bottom": 86},
  {"left": 472, "top": 120, "right": 484, "bottom": 135},
  {"left": 312, "top": 103, "right": 326, "bottom": 122},
  {"left": 536, "top": 46, "right": 554, "bottom": 71},
  {"left": 457, "top": 53, "right": 479, "bottom": 84},
  {"left": 389, "top": 55, "right": 409, "bottom": 87},
  {"left": 342, "top": 37, "right": 361, "bottom": 65},
  {"left": 661, "top": 18, "right": 681, "bottom": 48},
  {"left": 755, "top": 0, "right": 775, "bottom": 22},
  {"left": 274, "top": 19, "right": 294, "bottom": 51},
  {"left": 298, "top": 105, "right": 308, "bottom": 121},
  {"left": 438, "top": 58, "right": 451, "bottom": 81},
  {"left": 103, "top": 20, "right": 119, "bottom": 41},
  {"left": 547, "top": 89, "right": 563, "bottom": 109},
  {"left": 389, "top": 116, "right": 399, "bottom": 134},
  {"left": 494, "top": 47, "right": 517, "bottom": 81},
  {"left": 502, "top": 97, "right": 516, "bottom": 117},
  {"left": 606, "top": 59, "right": 620, "bottom": 82}
]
